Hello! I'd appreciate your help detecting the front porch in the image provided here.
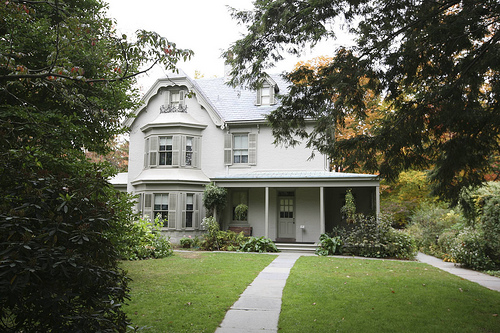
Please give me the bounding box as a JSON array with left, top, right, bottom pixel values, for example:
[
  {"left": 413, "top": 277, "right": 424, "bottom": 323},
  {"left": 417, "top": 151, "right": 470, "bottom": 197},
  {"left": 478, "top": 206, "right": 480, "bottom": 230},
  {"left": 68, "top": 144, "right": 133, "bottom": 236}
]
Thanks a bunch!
[{"left": 212, "top": 171, "right": 380, "bottom": 243}]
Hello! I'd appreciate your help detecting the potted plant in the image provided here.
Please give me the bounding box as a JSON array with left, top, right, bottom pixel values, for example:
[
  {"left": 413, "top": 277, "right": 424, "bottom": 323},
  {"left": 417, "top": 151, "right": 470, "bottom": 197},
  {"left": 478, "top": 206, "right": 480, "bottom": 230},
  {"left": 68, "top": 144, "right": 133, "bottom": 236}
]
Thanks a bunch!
[{"left": 234, "top": 203, "right": 248, "bottom": 221}]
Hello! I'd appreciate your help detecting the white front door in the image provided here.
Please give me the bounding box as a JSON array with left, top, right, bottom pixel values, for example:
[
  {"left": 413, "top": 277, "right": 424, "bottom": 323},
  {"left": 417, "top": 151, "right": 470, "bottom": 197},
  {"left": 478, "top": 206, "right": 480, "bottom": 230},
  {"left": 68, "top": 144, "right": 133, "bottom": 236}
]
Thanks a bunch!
[{"left": 278, "top": 195, "right": 295, "bottom": 239}]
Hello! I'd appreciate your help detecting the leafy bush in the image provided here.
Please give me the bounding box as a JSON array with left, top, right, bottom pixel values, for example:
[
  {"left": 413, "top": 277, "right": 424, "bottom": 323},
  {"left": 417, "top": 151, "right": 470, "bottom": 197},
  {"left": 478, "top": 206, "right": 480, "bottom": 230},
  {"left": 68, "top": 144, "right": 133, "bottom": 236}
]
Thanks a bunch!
[
  {"left": 0, "top": 168, "right": 130, "bottom": 332},
  {"left": 449, "top": 227, "right": 495, "bottom": 270},
  {"left": 406, "top": 202, "right": 465, "bottom": 255},
  {"left": 179, "top": 236, "right": 199, "bottom": 249},
  {"left": 115, "top": 215, "right": 173, "bottom": 260},
  {"left": 240, "top": 237, "right": 280, "bottom": 253},
  {"left": 315, "top": 234, "right": 342, "bottom": 256},
  {"left": 199, "top": 217, "right": 248, "bottom": 251},
  {"left": 341, "top": 215, "right": 416, "bottom": 259},
  {"left": 480, "top": 195, "right": 500, "bottom": 268}
]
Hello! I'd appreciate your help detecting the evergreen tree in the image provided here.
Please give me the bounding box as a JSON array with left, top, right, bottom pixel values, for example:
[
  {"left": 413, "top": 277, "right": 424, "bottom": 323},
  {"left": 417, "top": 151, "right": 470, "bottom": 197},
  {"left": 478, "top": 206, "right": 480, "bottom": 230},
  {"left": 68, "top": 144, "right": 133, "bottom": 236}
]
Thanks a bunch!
[{"left": 225, "top": 0, "right": 500, "bottom": 202}]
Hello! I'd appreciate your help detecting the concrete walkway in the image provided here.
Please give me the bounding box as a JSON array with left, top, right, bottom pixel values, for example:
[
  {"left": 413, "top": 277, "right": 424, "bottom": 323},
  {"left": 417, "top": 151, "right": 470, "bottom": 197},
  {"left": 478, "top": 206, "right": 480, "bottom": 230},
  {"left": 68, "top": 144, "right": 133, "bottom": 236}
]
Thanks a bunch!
[
  {"left": 416, "top": 252, "right": 500, "bottom": 292},
  {"left": 215, "top": 253, "right": 301, "bottom": 333}
]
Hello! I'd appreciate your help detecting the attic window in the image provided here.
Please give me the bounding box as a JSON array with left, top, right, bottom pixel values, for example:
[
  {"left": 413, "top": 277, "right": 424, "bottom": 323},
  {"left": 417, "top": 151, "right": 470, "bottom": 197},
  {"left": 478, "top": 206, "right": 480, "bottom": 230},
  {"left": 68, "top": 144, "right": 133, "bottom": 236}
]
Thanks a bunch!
[
  {"left": 256, "top": 81, "right": 276, "bottom": 106},
  {"left": 160, "top": 89, "right": 187, "bottom": 113}
]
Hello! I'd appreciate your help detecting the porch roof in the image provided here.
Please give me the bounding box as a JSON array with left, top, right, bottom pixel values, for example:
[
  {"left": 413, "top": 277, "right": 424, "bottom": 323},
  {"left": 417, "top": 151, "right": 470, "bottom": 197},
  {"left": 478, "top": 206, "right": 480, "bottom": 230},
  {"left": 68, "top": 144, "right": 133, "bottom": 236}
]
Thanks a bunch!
[{"left": 212, "top": 171, "right": 379, "bottom": 188}]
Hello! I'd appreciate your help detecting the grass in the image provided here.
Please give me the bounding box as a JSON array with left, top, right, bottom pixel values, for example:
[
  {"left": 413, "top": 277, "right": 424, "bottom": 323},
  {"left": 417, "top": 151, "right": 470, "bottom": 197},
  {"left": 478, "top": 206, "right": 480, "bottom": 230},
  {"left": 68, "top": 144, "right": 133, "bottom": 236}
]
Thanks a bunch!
[
  {"left": 279, "top": 256, "right": 500, "bottom": 332},
  {"left": 121, "top": 252, "right": 277, "bottom": 332}
]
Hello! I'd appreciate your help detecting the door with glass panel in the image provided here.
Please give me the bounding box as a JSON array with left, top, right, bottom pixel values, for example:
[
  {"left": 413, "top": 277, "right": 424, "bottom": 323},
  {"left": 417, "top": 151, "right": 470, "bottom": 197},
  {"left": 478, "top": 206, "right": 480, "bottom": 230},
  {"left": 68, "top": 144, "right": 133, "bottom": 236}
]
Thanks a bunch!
[{"left": 278, "top": 192, "right": 295, "bottom": 239}]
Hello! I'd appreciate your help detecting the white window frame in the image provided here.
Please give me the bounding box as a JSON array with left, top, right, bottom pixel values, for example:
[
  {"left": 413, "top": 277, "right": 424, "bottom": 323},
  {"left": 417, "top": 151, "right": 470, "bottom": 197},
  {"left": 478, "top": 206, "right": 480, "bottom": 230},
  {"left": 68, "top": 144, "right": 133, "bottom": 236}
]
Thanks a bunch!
[{"left": 224, "top": 133, "right": 257, "bottom": 166}]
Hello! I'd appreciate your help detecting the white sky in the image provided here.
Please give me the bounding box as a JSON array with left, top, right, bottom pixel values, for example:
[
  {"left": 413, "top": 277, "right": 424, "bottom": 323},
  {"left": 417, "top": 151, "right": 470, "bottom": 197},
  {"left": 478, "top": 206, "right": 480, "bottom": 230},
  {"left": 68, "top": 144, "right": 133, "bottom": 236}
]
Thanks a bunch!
[{"left": 104, "top": 0, "right": 351, "bottom": 90}]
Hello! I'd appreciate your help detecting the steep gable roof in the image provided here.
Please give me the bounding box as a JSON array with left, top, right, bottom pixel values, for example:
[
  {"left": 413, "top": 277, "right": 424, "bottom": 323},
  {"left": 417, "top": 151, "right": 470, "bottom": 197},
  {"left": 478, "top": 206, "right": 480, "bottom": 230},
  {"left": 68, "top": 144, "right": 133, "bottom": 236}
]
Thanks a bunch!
[
  {"left": 195, "top": 74, "right": 289, "bottom": 123},
  {"left": 124, "top": 70, "right": 290, "bottom": 128}
]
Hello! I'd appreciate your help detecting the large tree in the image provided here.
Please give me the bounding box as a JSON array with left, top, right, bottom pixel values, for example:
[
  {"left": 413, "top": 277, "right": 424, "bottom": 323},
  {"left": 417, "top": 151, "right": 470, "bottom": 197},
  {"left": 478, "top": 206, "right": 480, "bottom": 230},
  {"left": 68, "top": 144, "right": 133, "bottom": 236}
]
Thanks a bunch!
[
  {"left": 225, "top": 0, "right": 500, "bottom": 202},
  {"left": 0, "top": 0, "right": 192, "bottom": 331}
]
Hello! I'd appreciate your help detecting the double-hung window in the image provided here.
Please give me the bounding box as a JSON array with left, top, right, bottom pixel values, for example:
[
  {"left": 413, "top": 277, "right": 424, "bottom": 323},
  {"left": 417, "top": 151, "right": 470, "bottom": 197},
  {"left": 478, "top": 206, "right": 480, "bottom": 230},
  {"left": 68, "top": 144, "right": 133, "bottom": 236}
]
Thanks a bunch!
[
  {"left": 185, "top": 137, "right": 193, "bottom": 166},
  {"left": 153, "top": 194, "right": 168, "bottom": 221},
  {"left": 233, "top": 134, "right": 249, "bottom": 164},
  {"left": 159, "top": 136, "right": 173, "bottom": 165},
  {"left": 185, "top": 194, "right": 194, "bottom": 228},
  {"left": 224, "top": 133, "right": 257, "bottom": 166}
]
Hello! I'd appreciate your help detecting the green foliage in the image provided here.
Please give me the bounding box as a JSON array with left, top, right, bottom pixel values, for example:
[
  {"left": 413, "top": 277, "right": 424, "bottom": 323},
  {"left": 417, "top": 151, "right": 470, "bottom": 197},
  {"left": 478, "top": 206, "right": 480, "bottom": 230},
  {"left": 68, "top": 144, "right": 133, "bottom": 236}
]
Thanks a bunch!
[
  {"left": 449, "top": 227, "right": 495, "bottom": 271},
  {"left": 0, "top": 165, "right": 130, "bottom": 332},
  {"left": 113, "top": 215, "right": 173, "bottom": 260},
  {"left": 406, "top": 202, "right": 465, "bottom": 255},
  {"left": 202, "top": 183, "right": 227, "bottom": 218},
  {"left": 226, "top": 0, "right": 500, "bottom": 202},
  {"left": 0, "top": 0, "right": 191, "bottom": 330},
  {"left": 340, "top": 215, "right": 416, "bottom": 259},
  {"left": 315, "top": 234, "right": 342, "bottom": 256},
  {"left": 340, "top": 189, "right": 357, "bottom": 224},
  {"left": 234, "top": 203, "right": 248, "bottom": 221},
  {"left": 199, "top": 217, "right": 248, "bottom": 251},
  {"left": 240, "top": 237, "right": 280, "bottom": 253},
  {"left": 179, "top": 236, "right": 199, "bottom": 249},
  {"left": 481, "top": 195, "right": 500, "bottom": 268},
  {"left": 381, "top": 170, "right": 436, "bottom": 227}
]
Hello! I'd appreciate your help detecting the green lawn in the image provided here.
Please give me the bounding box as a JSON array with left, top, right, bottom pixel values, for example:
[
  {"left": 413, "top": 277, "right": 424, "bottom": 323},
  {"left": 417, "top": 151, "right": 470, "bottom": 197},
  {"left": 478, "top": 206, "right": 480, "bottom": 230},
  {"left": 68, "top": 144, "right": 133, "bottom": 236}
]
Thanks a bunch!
[
  {"left": 121, "top": 252, "right": 277, "bottom": 332},
  {"left": 279, "top": 256, "right": 500, "bottom": 332},
  {"left": 122, "top": 253, "right": 500, "bottom": 333}
]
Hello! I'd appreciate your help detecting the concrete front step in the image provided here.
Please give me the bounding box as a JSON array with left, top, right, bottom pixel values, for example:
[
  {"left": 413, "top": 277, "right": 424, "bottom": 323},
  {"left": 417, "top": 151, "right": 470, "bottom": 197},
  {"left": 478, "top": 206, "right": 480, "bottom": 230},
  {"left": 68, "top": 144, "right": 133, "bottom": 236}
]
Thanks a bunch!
[{"left": 276, "top": 243, "right": 317, "bottom": 253}]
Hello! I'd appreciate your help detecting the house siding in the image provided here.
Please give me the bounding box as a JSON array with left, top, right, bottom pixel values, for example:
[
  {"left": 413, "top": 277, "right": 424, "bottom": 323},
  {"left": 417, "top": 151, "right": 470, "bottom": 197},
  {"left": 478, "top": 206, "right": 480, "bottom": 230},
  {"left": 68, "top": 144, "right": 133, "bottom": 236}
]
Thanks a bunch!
[{"left": 116, "top": 71, "right": 380, "bottom": 243}]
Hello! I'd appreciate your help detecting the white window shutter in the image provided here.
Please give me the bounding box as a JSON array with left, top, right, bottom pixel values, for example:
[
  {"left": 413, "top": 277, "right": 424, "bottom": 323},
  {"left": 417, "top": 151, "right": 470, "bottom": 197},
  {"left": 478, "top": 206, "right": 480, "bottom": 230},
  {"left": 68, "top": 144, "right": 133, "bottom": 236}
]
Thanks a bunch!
[
  {"left": 136, "top": 193, "right": 142, "bottom": 212},
  {"left": 224, "top": 133, "right": 233, "bottom": 165},
  {"left": 149, "top": 136, "right": 158, "bottom": 167},
  {"left": 248, "top": 133, "right": 257, "bottom": 165},
  {"left": 164, "top": 90, "right": 170, "bottom": 106},
  {"left": 172, "top": 135, "right": 181, "bottom": 166},
  {"left": 179, "top": 193, "right": 186, "bottom": 228},
  {"left": 144, "top": 138, "right": 149, "bottom": 168},
  {"left": 270, "top": 85, "right": 275, "bottom": 105},
  {"left": 143, "top": 193, "right": 152, "bottom": 220},
  {"left": 168, "top": 193, "right": 177, "bottom": 229},
  {"left": 180, "top": 136, "right": 186, "bottom": 167},
  {"left": 194, "top": 193, "right": 201, "bottom": 229},
  {"left": 179, "top": 90, "right": 185, "bottom": 106},
  {"left": 192, "top": 137, "right": 200, "bottom": 168},
  {"left": 255, "top": 88, "right": 262, "bottom": 106}
]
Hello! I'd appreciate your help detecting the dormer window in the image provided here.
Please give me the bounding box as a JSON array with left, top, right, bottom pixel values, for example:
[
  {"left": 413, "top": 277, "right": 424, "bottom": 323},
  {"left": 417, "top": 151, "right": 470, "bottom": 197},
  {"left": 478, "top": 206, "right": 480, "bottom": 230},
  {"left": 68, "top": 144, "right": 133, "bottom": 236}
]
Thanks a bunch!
[
  {"left": 255, "top": 77, "right": 278, "bottom": 106},
  {"left": 160, "top": 88, "right": 187, "bottom": 113}
]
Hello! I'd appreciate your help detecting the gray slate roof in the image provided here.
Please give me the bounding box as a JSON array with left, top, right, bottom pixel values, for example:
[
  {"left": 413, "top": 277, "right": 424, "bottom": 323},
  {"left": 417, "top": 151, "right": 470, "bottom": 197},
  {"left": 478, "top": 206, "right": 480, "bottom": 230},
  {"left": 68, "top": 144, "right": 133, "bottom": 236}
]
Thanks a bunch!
[{"left": 194, "top": 74, "right": 289, "bottom": 122}]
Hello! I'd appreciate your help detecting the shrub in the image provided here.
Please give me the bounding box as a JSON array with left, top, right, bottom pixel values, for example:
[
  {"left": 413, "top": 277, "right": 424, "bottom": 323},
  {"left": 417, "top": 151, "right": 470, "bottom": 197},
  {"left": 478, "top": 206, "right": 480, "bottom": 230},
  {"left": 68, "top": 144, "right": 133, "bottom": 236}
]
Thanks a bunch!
[
  {"left": 0, "top": 169, "right": 130, "bottom": 332},
  {"left": 450, "top": 227, "right": 495, "bottom": 270},
  {"left": 199, "top": 217, "right": 248, "bottom": 251},
  {"left": 117, "top": 215, "right": 173, "bottom": 260},
  {"left": 315, "top": 234, "right": 342, "bottom": 256},
  {"left": 406, "top": 202, "right": 465, "bottom": 255},
  {"left": 240, "top": 237, "right": 280, "bottom": 253},
  {"left": 179, "top": 236, "right": 199, "bottom": 249},
  {"left": 341, "top": 215, "right": 416, "bottom": 259},
  {"left": 480, "top": 195, "right": 500, "bottom": 268}
]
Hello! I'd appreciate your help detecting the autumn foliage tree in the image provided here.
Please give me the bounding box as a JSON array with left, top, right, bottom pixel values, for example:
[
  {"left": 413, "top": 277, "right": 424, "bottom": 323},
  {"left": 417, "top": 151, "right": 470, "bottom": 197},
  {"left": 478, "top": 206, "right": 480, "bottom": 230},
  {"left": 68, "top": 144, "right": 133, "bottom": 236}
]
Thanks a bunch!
[
  {"left": 0, "top": 0, "right": 192, "bottom": 331},
  {"left": 225, "top": 0, "right": 500, "bottom": 202}
]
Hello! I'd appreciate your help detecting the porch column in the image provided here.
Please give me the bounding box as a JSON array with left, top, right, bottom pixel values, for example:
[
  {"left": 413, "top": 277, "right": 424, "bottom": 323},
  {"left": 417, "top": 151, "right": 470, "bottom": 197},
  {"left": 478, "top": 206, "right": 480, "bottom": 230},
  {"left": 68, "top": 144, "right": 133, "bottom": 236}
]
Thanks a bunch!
[
  {"left": 264, "top": 186, "right": 269, "bottom": 238},
  {"left": 319, "top": 186, "right": 325, "bottom": 235},
  {"left": 375, "top": 185, "right": 380, "bottom": 217}
]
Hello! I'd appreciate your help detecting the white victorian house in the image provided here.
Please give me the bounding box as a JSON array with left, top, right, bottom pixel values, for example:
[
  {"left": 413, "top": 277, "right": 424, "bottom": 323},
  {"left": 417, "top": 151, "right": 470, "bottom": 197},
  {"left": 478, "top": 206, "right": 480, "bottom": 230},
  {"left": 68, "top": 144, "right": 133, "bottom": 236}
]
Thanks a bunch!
[{"left": 113, "top": 70, "right": 380, "bottom": 243}]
